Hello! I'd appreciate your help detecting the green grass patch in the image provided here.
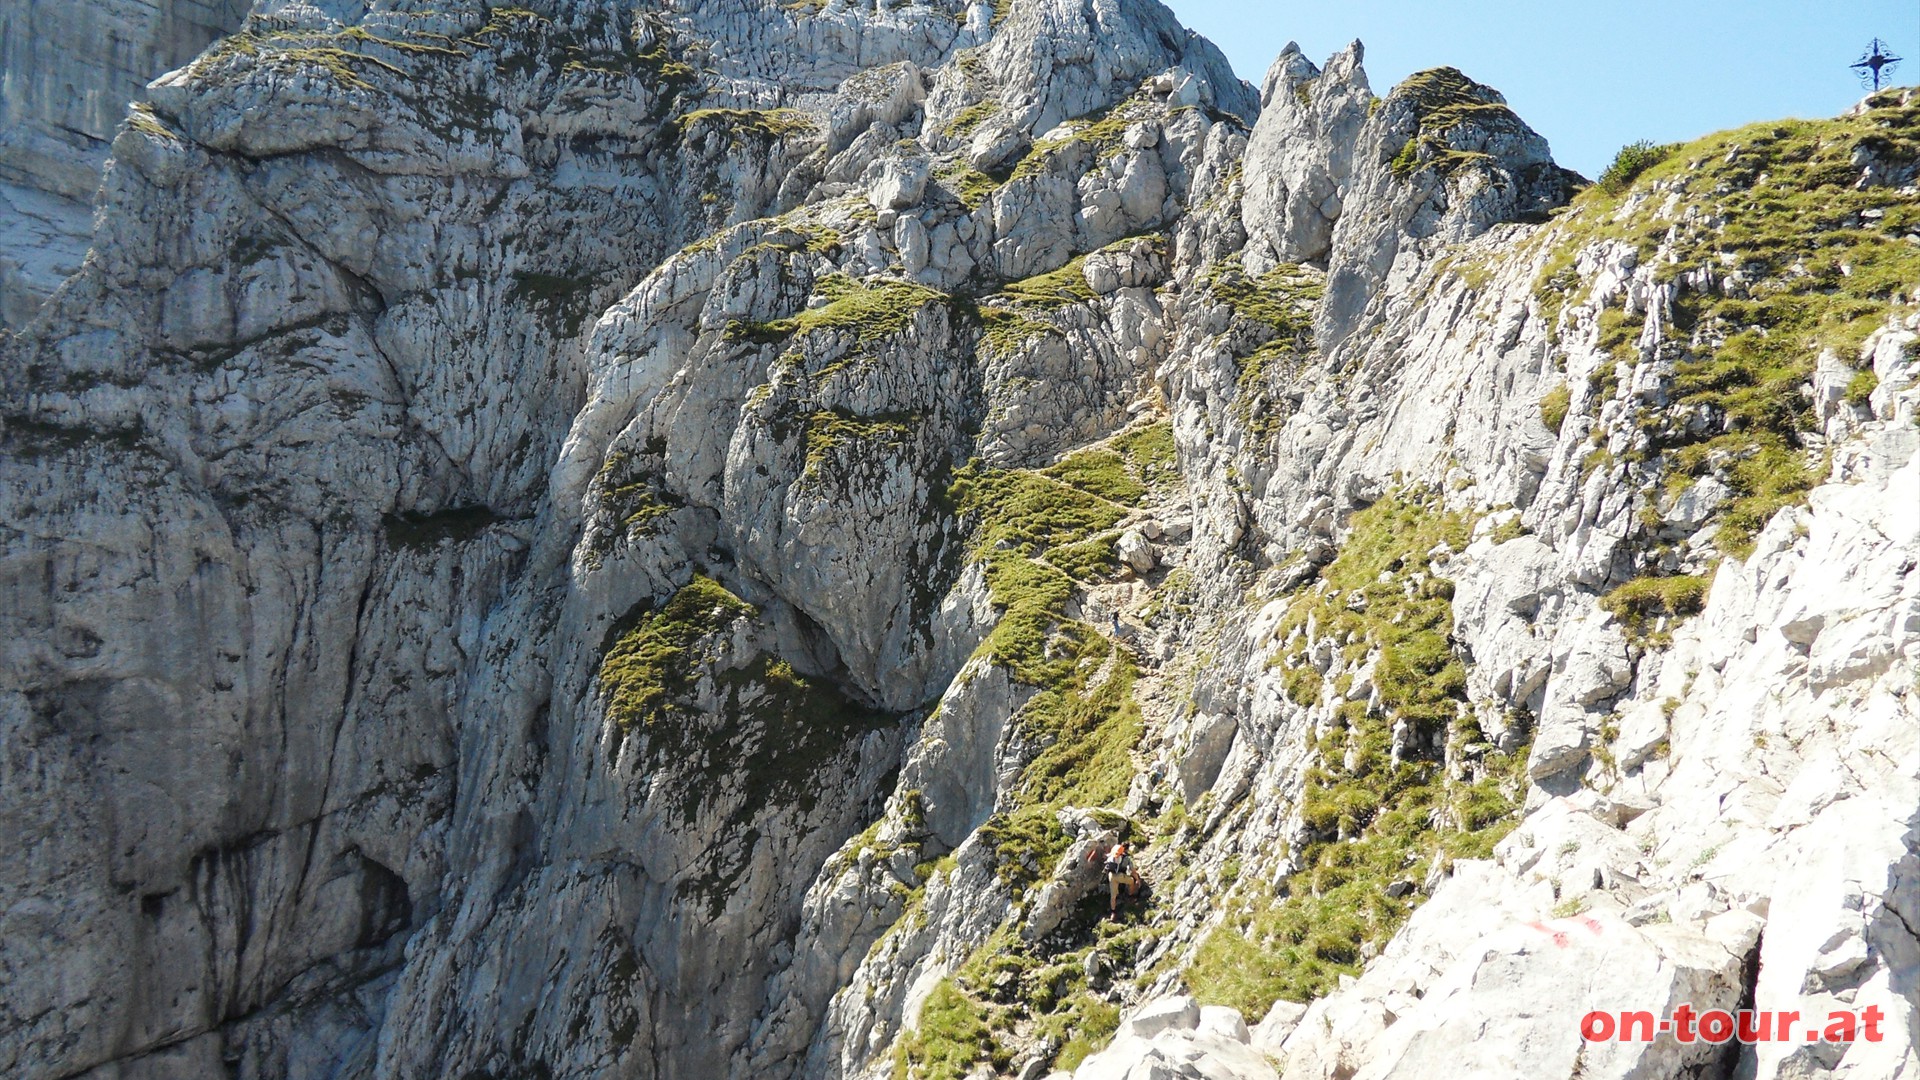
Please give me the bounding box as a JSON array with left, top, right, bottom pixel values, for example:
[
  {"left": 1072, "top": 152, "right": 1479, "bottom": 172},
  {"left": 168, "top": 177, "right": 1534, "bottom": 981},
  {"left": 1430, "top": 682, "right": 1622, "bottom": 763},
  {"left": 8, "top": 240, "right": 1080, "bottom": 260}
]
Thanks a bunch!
[
  {"left": 1204, "top": 258, "right": 1323, "bottom": 442},
  {"left": 997, "top": 256, "right": 1096, "bottom": 309},
  {"left": 884, "top": 414, "right": 1185, "bottom": 1071},
  {"left": 936, "top": 897, "right": 1148, "bottom": 1075},
  {"left": 1595, "top": 306, "right": 1642, "bottom": 363},
  {"left": 583, "top": 450, "right": 684, "bottom": 566},
  {"left": 1112, "top": 421, "right": 1176, "bottom": 479},
  {"left": 671, "top": 106, "right": 816, "bottom": 142},
  {"left": 1042, "top": 449, "right": 1147, "bottom": 505},
  {"left": 935, "top": 161, "right": 1007, "bottom": 209},
  {"left": 1538, "top": 384, "right": 1571, "bottom": 434},
  {"left": 894, "top": 980, "right": 989, "bottom": 1080},
  {"left": 1005, "top": 91, "right": 1164, "bottom": 182},
  {"left": 935, "top": 467, "right": 1145, "bottom": 903},
  {"left": 731, "top": 274, "right": 950, "bottom": 346},
  {"left": 945, "top": 100, "right": 1000, "bottom": 141},
  {"left": 1045, "top": 997, "right": 1120, "bottom": 1072},
  {"left": 1488, "top": 517, "right": 1528, "bottom": 544},
  {"left": 1015, "top": 649, "right": 1142, "bottom": 814},
  {"left": 1599, "top": 573, "right": 1712, "bottom": 646},
  {"left": 1386, "top": 67, "right": 1525, "bottom": 179},
  {"left": 799, "top": 409, "right": 918, "bottom": 479},
  {"left": 1530, "top": 96, "right": 1920, "bottom": 557},
  {"left": 1846, "top": 368, "right": 1879, "bottom": 408},
  {"left": 1205, "top": 257, "right": 1321, "bottom": 341},
  {"left": 948, "top": 465, "right": 1128, "bottom": 565},
  {"left": 978, "top": 307, "right": 1058, "bottom": 355},
  {"left": 125, "top": 102, "right": 181, "bottom": 141},
  {"left": 948, "top": 460, "right": 1141, "bottom": 808},
  {"left": 1042, "top": 531, "right": 1124, "bottom": 582},
  {"left": 1185, "top": 493, "right": 1528, "bottom": 1016}
]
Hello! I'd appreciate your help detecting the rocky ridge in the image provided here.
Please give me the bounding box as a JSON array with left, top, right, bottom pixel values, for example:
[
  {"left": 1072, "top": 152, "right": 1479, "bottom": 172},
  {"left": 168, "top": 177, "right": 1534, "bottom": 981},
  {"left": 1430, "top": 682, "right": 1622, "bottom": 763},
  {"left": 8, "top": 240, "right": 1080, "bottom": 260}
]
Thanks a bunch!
[{"left": 1, "top": 2, "right": 1917, "bottom": 1080}]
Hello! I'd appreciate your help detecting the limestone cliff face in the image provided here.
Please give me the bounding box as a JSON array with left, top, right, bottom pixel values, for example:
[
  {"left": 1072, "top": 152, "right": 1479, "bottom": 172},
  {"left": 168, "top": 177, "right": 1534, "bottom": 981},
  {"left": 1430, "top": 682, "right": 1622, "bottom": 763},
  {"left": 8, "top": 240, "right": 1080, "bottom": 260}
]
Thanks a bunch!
[
  {"left": 2, "top": 4, "right": 1917, "bottom": 1080},
  {"left": 0, "top": 0, "right": 250, "bottom": 324}
]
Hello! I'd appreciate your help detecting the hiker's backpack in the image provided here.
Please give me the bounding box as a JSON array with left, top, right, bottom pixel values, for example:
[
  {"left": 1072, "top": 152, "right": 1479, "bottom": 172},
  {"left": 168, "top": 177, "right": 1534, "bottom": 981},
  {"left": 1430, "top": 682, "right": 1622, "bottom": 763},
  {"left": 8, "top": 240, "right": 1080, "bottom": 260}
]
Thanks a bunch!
[{"left": 1103, "top": 854, "right": 1126, "bottom": 876}]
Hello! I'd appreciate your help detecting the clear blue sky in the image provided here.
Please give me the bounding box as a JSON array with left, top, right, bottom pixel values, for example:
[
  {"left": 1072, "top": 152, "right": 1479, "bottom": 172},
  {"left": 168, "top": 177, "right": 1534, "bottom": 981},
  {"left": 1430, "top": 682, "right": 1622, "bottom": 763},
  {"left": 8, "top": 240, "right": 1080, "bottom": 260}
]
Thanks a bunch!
[{"left": 1165, "top": 0, "right": 1919, "bottom": 178}]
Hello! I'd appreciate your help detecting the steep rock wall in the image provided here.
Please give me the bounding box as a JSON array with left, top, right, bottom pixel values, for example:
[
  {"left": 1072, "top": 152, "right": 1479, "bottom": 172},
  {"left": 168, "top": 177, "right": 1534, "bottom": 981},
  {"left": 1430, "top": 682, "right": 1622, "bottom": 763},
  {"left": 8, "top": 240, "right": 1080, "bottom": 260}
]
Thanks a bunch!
[
  {"left": 2, "top": 4, "right": 1918, "bottom": 1080},
  {"left": 0, "top": 0, "right": 250, "bottom": 324}
]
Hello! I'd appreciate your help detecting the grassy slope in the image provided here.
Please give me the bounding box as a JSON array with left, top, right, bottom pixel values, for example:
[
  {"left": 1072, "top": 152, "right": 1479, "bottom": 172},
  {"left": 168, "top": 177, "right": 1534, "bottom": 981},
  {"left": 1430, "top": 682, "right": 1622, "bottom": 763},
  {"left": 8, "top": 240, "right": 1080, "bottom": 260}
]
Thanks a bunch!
[
  {"left": 1184, "top": 494, "right": 1529, "bottom": 1016},
  {"left": 1533, "top": 92, "right": 1920, "bottom": 565}
]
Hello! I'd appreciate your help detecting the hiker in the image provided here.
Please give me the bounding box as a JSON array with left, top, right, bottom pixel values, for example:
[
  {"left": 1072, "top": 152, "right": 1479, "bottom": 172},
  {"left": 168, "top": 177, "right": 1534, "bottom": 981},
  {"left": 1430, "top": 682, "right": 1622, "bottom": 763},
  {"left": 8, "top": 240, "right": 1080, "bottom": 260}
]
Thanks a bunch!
[{"left": 1087, "top": 841, "right": 1141, "bottom": 918}]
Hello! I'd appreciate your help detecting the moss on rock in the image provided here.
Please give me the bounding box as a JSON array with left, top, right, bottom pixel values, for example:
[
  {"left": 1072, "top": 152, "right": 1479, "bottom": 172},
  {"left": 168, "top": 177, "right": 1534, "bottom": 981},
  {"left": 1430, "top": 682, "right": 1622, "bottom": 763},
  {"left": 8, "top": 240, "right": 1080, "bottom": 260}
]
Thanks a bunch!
[
  {"left": 599, "top": 576, "right": 755, "bottom": 731},
  {"left": 670, "top": 107, "right": 817, "bottom": 143},
  {"left": 1203, "top": 257, "right": 1323, "bottom": 442},
  {"left": 732, "top": 275, "right": 950, "bottom": 347},
  {"left": 799, "top": 410, "right": 919, "bottom": 480}
]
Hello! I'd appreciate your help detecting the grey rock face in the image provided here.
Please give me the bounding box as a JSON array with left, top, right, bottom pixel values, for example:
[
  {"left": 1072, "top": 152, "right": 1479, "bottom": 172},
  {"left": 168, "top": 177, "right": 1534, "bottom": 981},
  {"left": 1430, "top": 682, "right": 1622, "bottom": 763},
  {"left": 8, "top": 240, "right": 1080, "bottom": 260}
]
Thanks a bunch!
[
  {"left": 0, "top": 0, "right": 249, "bottom": 324},
  {"left": 0, "top": 1, "right": 1254, "bottom": 1076},
  {"left": 5, "top": 6, "right": 1919, "bottom": 1080},
  {"left": 1239, "top": 41, "right": 1369, "bottom": 271},
  {"left": 1314, "top": 66, "right": 1581, "bottom": 356}
]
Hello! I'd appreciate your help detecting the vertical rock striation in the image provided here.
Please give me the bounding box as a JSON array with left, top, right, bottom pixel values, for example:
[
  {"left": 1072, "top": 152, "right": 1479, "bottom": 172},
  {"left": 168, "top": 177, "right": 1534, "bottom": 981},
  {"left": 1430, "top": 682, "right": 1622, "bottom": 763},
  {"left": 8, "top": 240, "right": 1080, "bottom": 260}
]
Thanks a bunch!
[{"left": 0, "top": 0, "right": 250, "bottom": 325}]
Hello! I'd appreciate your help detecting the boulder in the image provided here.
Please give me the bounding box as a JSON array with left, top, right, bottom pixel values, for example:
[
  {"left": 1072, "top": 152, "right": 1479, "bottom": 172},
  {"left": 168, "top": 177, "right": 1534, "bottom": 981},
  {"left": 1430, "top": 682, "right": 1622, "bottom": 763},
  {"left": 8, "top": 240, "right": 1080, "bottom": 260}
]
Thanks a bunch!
[
  {"left": 1173, "top": 714, "right": 1237, "bottom": 804},
  {"left": 1072, "top": 1028, "right": 1278, "bottom": 1080},
  {"left": 1296, "top": 915, "right": 1754, "bottom": 1080},
  {"left": 1195, "top": 1005, "right": 1249, "bottom": 1043},
  {"left": 1117, "top": 530, "right": 1158, "bottom": 573},
  {"left": 1528, "top": 607, "right": 1633, "bottom": 780},
  {"left": 869, "top": 156, "right": 929, "bottom": 210},
  {"left": 1116, "top": 995, "right": 1200, "bottom": 1040},
  {"left": 1251, "top": 999, "right": 1307, "bottom": 1054}
]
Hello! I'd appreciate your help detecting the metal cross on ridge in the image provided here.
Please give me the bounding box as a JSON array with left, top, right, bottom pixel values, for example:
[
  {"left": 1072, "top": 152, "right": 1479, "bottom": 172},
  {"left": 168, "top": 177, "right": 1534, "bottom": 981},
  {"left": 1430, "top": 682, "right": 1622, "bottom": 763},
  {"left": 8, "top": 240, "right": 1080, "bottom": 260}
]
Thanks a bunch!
[{"left": 1853, "top": 38, "right": 1902, "bottom": 91}]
